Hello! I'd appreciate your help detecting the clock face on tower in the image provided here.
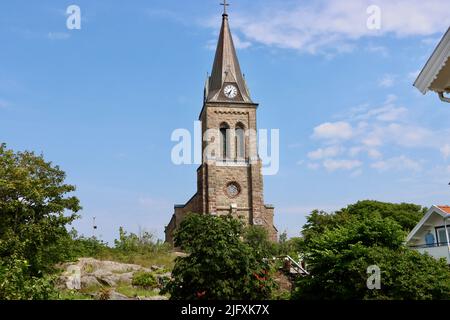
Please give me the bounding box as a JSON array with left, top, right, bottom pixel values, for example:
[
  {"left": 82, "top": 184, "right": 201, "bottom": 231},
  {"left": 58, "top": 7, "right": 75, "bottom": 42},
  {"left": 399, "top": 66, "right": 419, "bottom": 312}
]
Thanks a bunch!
[{"left": 223, "top": 84, "right": 238, "bottom": 99}]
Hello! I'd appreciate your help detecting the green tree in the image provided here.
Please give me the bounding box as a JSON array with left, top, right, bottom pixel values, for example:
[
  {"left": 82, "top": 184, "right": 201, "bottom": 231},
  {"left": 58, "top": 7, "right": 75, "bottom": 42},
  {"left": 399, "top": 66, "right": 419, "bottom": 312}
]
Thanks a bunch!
[
  {"left": 293, "top": 212, "right": 450, "bottom": 300},
  {"left": 338, "top": 200, "right": 426, "bottom": 231},
  {"left": 0, "top": 143, "right": 81, "bottom": 299},
  {"left": 163, "top": 214, "right": 276, "bottom": 300},
  {"left": 243, "top": 225, "right": 276, "bottom": 259}
]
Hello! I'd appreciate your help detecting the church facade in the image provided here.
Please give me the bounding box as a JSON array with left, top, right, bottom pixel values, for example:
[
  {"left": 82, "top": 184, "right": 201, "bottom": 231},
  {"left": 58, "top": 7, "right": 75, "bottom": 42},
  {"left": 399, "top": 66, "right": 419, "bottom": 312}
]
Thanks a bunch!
[{"left": 165, "top": 11, "right": 277, "bottom": 244}]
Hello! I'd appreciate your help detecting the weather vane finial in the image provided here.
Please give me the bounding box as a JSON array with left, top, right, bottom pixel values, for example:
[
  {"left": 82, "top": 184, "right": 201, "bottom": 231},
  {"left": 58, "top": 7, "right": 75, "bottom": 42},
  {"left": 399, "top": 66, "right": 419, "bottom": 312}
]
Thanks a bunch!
[{"left": 220, "top": 0, "right": 230, "bottom": 15}]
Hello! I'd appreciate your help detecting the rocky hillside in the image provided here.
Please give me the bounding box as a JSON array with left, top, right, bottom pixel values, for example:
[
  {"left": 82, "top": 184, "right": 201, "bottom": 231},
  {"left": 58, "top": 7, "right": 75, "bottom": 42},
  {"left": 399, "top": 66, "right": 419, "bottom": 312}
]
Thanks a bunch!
[{"left": 57, "top": 258, "right": 171, "bottom": 300}]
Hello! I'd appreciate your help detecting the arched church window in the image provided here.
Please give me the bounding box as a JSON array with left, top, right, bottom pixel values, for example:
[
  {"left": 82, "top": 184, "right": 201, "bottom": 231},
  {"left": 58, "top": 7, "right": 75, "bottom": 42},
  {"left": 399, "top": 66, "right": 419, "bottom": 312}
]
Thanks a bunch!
[
  {"left": 235, "top": 123, "right": 245, "bottom": 159},
  {"left": 220, "top": 123, "right": 230, "bottom": 159}
]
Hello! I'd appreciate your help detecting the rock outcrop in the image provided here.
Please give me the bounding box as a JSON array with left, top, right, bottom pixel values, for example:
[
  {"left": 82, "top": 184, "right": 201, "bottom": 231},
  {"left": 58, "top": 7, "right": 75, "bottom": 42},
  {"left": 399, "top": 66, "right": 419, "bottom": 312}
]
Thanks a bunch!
[{"left": 57, "top": 258, "right": 170, "bottom": 300}]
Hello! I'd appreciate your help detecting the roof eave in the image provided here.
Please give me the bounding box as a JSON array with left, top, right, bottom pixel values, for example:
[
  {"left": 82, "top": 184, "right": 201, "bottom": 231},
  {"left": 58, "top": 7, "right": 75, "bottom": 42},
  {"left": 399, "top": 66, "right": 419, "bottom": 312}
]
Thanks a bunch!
[{"left": 414, "top": 27, "right": 450, "bottom": 94}]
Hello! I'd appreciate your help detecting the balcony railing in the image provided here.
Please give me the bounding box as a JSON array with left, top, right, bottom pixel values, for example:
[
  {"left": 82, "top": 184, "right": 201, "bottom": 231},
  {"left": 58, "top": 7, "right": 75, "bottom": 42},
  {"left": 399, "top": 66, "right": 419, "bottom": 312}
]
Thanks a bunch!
[{"left": 408, "top": 242, "right": 450, "bottom": 249}]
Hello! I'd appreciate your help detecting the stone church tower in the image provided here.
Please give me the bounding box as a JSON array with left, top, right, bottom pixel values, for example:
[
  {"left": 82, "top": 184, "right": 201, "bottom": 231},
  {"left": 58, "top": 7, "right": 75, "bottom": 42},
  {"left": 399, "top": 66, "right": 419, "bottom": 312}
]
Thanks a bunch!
[{"left": 165, "top": 10, "right": 277, "bottom": 243}]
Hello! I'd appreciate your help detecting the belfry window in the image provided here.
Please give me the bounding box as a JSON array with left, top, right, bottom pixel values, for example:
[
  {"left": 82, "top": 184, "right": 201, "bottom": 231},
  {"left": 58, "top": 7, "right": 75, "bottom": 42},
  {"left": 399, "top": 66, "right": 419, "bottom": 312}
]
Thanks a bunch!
[
  {"left": 220, "top": 123, "right": 230, "bottom": 159},
  {"left": 235, "top": 124, "right": 245, "bottom": 159}
]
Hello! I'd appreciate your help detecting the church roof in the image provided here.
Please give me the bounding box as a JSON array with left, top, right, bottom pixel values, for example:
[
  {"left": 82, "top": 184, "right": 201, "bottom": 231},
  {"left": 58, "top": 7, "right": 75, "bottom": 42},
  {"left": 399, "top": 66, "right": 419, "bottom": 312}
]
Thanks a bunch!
[{"left": 206, "top": 13, "right": 253, "bottom": 103}]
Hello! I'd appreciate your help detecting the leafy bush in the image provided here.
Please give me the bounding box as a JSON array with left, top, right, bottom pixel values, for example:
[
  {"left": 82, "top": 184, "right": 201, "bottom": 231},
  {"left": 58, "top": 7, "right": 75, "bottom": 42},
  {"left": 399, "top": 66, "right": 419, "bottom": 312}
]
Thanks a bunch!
[
  {"left": 132, "top": 271, "right": 158, "bottom": 289},
  {"left": 0, "top": 143, "right": 80, "bottom": 299},
  {"left": 67, "top": 229, "right": 109, "bottom": 259},
  {"left": 163, "top": 213, "right": 277, "bottom": 300},
  {"left": 67, "top": 227, "right": 174, "bottom": 269},
  {"left": 293, "top": 204, "right": 450, "bottom": 300},
  {"left": 0, "top": 258, "right": 57, "bottom": 300},
  {"left": 243, "top": 226, "right": 277, "bottom": 259}
]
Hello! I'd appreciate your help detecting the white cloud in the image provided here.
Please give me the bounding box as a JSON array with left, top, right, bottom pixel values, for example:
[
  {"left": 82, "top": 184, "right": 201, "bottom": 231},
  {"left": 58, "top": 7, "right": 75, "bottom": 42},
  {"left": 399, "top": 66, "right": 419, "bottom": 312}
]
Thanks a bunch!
[
  {"left": 229, "top": 0, "right": 450, "bottom": 54},
  {"left": 47, "top": 32, "right": 70, "bottom": 40},
  {"left": 312, "top": 121, "right": 353, "bottom": 140},
  {"left": 350, "top": 146, "right": 382, "bottom": 159},
  {"left": 233, "top": 34, "right": 252, "bottom": 49},
  {"left": 376, "top": 106, "right": 407, "bottom": 122},
  {"left": 440, "top": 144, "right": 450, "bottom": 159},
  {"left": 371, "top": 156, "right": 422, "bottom": 172},
  {"left": 206, "top": 33, "right": 252, "bottom": 50},
  {"left": 323, "top": 159, "right": 362, "bottom": 171},
  {"left": 343, "top": 95, "right": 406, "bottom": 122},
  {"left": 378, "top": 74, "right": 396, "bottom": 88},
  {"left": 306, "top": 94, "right": 444, "bottom": 176},
  {"left": 307, "top": 146, "right": 343, "bottom": 160},
  {"left": 366, "top": 44, "right": 389, "bottom": 57},
  {"left": 421, "top": 37, "right": 441, "bottom": 46},
  {"left": 367, "top": 148, "right": 382, "bottom": 159},
  {"left": 350, "top": 169, "right": 363, "bottom": 177},
  {"left": 307, "top": 163, "right": 320, "bottom": 170},
  {"left": 384, "top": 123, "right": 432, "bottom": 148}
]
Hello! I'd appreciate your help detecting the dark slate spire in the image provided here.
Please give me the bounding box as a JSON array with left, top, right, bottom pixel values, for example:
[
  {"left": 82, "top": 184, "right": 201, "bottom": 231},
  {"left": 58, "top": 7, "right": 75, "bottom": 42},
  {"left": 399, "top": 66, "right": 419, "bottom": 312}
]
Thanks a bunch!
[{"left": 206, "top": 11, "right": 252, "bottom": 103}]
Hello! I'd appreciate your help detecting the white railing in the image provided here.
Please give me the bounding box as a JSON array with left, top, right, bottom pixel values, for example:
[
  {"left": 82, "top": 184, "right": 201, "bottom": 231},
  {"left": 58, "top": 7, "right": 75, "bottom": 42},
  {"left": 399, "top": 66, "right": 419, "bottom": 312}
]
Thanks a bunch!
[{"left": 283, "top": 255, "right": 309, "bottom": 275}]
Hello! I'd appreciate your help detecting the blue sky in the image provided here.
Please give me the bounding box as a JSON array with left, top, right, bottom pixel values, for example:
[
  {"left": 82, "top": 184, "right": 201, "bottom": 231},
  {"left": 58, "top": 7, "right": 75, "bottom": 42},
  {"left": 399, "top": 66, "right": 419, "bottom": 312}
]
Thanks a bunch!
[{"left": 1, "top": 0, "right": 450, "bottom": 243}]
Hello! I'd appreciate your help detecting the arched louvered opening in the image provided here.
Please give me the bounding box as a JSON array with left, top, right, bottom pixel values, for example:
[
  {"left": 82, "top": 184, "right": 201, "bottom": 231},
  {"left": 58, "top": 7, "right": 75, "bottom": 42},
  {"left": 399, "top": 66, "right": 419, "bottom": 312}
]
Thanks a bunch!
[
  {"left": 220, "top": 122, "right": 230, "bottom": 159},
  {"left": 235, "top": 123, "right": 245, "bottom": 160}
]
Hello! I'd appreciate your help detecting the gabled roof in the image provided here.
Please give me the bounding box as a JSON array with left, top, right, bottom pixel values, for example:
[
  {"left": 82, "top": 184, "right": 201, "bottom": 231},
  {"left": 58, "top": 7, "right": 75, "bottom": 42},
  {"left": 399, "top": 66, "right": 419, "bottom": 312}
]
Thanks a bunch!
[
  {"left": 437, "top": 205, "right": 450, "bottom": 214},
  {"left": 405, "top": 205, "right": 450, "bottom": 243},
  {"left": 414, "top": 27, "right": 450, "bottom": 94},
  {"left": 206, "top": 13, "right": 252, "bottom": 103}
]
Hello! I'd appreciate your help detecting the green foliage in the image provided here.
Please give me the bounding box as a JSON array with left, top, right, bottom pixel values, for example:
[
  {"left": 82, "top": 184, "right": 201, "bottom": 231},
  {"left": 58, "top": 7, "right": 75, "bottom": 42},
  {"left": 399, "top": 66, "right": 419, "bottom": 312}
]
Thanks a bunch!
[
  {"left": 0, "top": 143, "right": 81, "bottom": 299},
  {"left": 293, "top": 205, "right": 450, "bottom": 300},
  {"left": 301, "top": 201, "right": 425, "bottom": 243},
  {"left": 243, "top": 226, "right": 276, "bottom": 259},
  {"left": 163, "top": 213, "right": 277, "bottom": 300},
  {"left": 276, "top": 231, "right": 302, "bottom": 257},
  {"left": 57, "top": 290, "right": 93, "bottom": 300},
  {"left": 132, "top": 271, "right": 158, "bottom": 289},
  {"left": 98, "top": 227, "right": 174, "bottom": 268},
  {"left": 338, "top": 200, "right": 426, "bottom": 231},
  {"left": 115, "top": 283, "right": 162, "bottom": 299},
  {"left": 67, "top": 229, "right": 109, "bottom": 259},
  {"left": 0, "top": 257, "right": 57, "bottom": 300},
  {"left": 67, "top": 227, "right": 174, "bottom": 269}
]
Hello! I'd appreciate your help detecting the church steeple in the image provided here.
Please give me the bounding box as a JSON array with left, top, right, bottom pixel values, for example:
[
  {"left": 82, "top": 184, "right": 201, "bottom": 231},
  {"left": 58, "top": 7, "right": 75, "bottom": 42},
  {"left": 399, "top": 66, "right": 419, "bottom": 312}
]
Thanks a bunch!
[{"left": 206, "top": 9, "right": 252, "bottom": 103}]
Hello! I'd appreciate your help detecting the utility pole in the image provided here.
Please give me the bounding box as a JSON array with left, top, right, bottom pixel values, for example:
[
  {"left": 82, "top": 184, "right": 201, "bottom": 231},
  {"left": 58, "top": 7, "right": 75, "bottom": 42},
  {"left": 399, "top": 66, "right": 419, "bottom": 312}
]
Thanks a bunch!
[{"left": 93, "top": 216, "right": 97, "bottom": 238}]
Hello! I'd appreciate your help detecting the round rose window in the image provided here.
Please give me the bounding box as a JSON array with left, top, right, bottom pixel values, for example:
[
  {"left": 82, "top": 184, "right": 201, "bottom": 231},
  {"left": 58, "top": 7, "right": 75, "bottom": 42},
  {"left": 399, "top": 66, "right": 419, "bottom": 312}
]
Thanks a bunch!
[{"left": 226, "top": 182, "right": 240, "bottom": 198}]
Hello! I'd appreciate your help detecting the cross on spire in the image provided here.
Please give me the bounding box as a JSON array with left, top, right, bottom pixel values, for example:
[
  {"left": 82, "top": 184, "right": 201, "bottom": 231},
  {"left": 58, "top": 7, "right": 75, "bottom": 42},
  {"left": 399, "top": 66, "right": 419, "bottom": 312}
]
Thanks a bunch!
[{"left": 220, "top": 0, "right": 229, "bottom": 15}]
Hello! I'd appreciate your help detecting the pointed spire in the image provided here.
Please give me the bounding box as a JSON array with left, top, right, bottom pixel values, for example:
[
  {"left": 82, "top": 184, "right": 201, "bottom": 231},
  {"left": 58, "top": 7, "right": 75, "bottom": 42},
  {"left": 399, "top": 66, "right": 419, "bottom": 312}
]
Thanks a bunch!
[{"left": 207, "top": 10, "right": 252, "bottom": 103}]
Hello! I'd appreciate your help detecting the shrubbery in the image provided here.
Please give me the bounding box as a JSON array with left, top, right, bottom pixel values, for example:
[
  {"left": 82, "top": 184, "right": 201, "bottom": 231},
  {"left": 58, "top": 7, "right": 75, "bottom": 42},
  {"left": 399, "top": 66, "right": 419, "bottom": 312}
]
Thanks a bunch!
[
  {"left": 132, "top": 271, "right": 158, "bottom": 289},
  {"left": 163, "top": 214, "right": 277, "bottom": 300},
  {"left": 0, "top": 143, "right": 81, "bottom": 299},
  {"left": 293, "top": 201, "right": 450, "bottom": 300}
]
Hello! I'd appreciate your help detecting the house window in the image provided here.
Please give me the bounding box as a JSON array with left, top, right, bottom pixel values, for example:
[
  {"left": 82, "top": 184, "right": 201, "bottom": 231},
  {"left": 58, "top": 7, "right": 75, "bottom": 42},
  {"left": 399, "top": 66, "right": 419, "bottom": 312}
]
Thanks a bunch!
[{"left": 435, "top": 226, "right": 449, "bottom": 245}]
